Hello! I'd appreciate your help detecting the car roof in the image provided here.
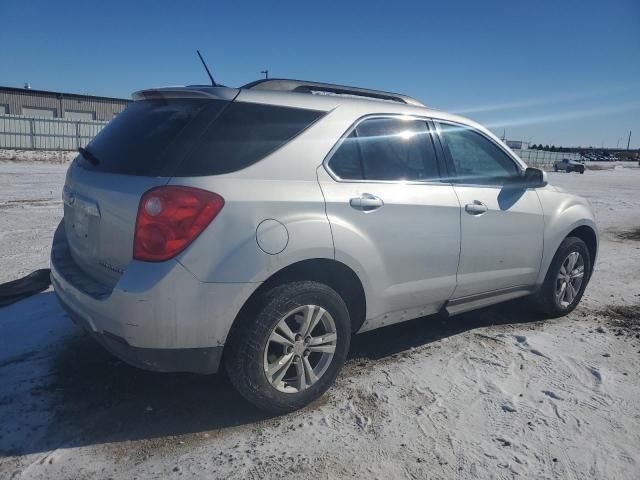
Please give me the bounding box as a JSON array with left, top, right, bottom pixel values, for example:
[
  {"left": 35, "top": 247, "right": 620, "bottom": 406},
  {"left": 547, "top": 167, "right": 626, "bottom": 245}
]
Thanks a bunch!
[
  {"left": 132, "top": 81, "right": 499, "bottom": 148},
  {"left": 242, "top": 78, "right": 425, "bottom": 107},
  {"left": 243, "top": 86, "right": 501, "bottom": 142},
  {"left": 235, "top": 85, "right": 474, "bottom": 122},
  {"left": 132, "top": 81, "right": 528, "bottom": 179},
  {"left": 134, "top": 79, "right": 446, "bottom": 118}
]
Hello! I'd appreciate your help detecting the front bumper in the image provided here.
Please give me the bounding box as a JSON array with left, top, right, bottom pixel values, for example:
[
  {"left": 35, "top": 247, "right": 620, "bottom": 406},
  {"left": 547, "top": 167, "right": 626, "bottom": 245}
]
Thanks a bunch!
[{"left": 50, "top": 222, "right": 258, "bottom": 374}]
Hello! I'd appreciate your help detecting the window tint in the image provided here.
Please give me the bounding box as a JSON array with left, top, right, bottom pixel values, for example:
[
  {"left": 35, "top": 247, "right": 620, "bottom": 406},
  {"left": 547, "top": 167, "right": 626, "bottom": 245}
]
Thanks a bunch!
[
  {"left": 327, "top": 132, "right": 363, "bottom": 179},
  {"left": 81, "top": 99, "right": 221, "bottom": 176},
  {"left": 177, "top": 102, "right": 325, "bottom": 176},
  {"left": 328, "top": 117, "right": 439, "bottom": 181},
  {"left": 438, "top": 123, "right": 520, "bottom": 183},
  {"left": 80, "top": 99, "right": 325, "bottom": 176}
]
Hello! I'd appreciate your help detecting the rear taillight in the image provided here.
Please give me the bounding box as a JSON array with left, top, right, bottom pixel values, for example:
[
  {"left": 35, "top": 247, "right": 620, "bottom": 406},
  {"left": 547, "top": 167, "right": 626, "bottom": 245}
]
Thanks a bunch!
[{"left": 133, "top": 186, "right": 224, "bottom": 262}]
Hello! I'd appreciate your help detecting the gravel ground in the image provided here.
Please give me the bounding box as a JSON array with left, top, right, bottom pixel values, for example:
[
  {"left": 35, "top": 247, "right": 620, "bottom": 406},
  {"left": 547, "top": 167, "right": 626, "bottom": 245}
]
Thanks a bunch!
[{"left": 0, "top": 160, "right": 639, "bottom": 479}]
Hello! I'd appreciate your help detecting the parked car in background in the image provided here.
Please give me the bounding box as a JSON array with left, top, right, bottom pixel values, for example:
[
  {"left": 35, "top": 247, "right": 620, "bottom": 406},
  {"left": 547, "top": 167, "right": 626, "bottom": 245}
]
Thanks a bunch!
[
  {"left": 51, "top": 79, "right": 598, "bottom": 413},
  {"left": 554, "top": 158, "right": 585, "bottom": 174}
]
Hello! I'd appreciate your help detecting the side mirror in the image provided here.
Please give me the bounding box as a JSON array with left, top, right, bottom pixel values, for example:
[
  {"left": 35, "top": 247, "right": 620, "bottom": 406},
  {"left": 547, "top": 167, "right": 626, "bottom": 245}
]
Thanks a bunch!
[{"left": 523, "top": 167, "right": 547, "bottom": 188}]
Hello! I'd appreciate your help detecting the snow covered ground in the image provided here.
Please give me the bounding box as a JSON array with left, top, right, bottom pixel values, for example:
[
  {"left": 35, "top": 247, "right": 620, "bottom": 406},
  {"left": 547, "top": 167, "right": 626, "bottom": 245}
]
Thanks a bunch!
[
  {"left": 0, "top": 160, "right": 639, "bottom": 479},
  {"left": 0, "top": 162, "right": 66, "bottom": 284}
]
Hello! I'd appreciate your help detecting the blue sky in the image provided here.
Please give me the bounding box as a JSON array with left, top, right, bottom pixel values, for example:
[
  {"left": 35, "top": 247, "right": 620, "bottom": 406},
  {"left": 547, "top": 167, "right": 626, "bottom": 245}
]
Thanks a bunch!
[{"left": 1, "top": 0, "right": 638, "bottom": 148}]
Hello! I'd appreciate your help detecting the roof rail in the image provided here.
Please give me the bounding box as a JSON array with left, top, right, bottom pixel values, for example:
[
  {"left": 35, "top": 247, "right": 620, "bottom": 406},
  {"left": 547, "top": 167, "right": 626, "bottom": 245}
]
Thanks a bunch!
[{"left": 242, "top": 78, "right": 424, "bottom": 107}]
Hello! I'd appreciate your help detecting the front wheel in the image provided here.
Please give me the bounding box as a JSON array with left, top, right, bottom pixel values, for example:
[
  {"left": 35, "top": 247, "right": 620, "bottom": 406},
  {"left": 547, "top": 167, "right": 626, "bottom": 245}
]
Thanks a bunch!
[
  {"left": 531, "top": 236, "right": 592, "bottom": 317},
  {"left": 224, "top": 281, "right": 351, "bottom": 413}
]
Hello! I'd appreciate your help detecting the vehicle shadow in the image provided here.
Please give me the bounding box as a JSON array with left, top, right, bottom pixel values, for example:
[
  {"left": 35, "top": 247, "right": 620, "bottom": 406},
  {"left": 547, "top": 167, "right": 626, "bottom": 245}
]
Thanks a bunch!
[
  {"left": 349, "top": 299, "right": 543, "bottom": 360},
  {"left": 497, "top": 185, "right": 526, "bottom": 211},
  {"left": 3, "top": 293, "right": 544, "bottom": 457}
]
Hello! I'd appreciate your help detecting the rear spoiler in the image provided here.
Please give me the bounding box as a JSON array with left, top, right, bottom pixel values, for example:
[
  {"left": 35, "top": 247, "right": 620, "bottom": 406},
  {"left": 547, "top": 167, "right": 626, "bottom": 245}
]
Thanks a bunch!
[{"left": 132, "top": 86, "right": 239, "bottom": 102}]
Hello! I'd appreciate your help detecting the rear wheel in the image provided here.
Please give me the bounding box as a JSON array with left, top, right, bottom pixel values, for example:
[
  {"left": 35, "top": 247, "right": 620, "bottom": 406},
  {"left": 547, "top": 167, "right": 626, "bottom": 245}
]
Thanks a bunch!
[
  {"left": 224, "top": 281, "right": 351, "bottom": 413},
  {"left": 531, "top": 236, "right": 592, "bottom": 317}
]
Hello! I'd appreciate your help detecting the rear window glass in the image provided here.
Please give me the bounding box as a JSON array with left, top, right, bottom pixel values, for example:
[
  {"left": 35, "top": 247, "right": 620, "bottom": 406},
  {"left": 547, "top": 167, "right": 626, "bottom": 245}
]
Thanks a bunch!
[
  {"left": 80, "top": 99, "right": 224, "bottom": 176},
  {"left": 79, "top": 99, "right": 325, "bottom": 177},
  {"left": 176, "top": 102, "right": 325, "bottom": 176}
]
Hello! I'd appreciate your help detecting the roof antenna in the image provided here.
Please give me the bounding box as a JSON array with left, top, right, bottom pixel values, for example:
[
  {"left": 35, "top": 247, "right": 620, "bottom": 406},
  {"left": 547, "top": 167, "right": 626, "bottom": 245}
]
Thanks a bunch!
[{"left": 196, "top": 50, "right": 217, "bottom": 86}]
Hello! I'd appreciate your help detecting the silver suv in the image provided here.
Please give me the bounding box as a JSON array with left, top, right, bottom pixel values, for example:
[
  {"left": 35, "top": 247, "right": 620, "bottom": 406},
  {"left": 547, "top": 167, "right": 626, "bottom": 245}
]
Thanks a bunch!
[{"left": 51, "top": 79, "right": 598, "bottom": 412}]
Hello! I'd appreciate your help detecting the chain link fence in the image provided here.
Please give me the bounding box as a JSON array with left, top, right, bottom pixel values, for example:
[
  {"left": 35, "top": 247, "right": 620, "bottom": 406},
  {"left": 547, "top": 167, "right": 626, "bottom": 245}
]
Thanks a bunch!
[
  {"left": 517, "top": 149, "right": 582, "bottom": 168},
  {"left": 0, "top": 114, "right": 108, "bottom": 151}
]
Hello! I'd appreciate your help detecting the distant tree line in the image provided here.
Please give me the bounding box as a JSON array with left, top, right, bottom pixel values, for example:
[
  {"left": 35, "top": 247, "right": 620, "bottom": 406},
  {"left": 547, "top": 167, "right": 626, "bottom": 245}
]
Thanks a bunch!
[
  {"left": 529, "top": 144, "right": 571, "bottom": 152},
  {"left": 529, "top": 144, "right": 639, "bottom": 155}
]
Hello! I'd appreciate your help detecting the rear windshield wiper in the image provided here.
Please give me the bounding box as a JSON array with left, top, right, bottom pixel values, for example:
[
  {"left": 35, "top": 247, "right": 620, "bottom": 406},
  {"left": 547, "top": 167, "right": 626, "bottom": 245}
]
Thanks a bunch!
[{"left": 78, "top": 147, "right": 100, "bottom": 166}]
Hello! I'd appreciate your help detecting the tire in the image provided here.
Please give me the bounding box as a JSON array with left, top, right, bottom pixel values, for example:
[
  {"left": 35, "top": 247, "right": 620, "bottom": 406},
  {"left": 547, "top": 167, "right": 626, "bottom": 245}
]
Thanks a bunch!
[
  {"left": 531, "top": 236, "right": 592, "bottom": 318},
  {"left": 580, "top": 170, "right": 584, "bottom": 174},
  {"left": 224, "top": 281, "right": 351, "bottom": 414},
  {"left": 554, "top": 167, "right": 558, "bottom": 172}
]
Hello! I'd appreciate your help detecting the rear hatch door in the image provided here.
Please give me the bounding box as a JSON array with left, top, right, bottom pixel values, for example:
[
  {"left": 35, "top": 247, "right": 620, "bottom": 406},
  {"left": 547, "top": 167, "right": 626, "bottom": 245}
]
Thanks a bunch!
[{"left": 62, "top": 89, "right": 236, "bottom": 286}]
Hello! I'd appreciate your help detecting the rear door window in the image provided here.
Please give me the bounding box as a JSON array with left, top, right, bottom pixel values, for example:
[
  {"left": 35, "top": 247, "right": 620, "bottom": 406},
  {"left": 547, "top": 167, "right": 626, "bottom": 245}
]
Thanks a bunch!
[
  {"left": 327, "top": 131, "right": 364, "bottom": 179},
  {"left": 328, "top": 117, "right": 440, "bottom": 181}
]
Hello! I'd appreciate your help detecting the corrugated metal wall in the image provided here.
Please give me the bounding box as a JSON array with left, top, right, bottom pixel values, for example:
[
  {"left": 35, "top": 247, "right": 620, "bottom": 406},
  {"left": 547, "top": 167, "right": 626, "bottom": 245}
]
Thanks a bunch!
[{"left": 0, "top": 88, "right": 130, "bottom": 121}]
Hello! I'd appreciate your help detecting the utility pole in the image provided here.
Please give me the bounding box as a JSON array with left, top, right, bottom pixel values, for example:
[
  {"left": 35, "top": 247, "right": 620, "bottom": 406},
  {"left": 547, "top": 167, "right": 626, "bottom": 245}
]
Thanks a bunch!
[
  {"left": 627, "top": 130, "right": 632, "bottom": 151},
  {"left": 261, "top": 69, "right": 269, "bottom": 79}
]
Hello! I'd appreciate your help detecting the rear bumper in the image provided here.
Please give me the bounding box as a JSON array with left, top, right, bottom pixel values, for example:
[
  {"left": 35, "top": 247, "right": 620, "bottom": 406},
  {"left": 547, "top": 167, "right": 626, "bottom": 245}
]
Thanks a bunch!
[
  {"left": 61, "top": 300, "right": 223, "bottom": 373},
  {"left": 50, "top": 222, "right": 258, "bottom": 374}
]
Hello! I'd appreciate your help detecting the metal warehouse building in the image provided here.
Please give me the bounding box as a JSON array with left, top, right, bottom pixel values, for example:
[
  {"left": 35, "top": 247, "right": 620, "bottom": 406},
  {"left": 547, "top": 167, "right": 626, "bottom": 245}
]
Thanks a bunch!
[{"left": 0, "top": 85, "right": 130, "bottom": 121}]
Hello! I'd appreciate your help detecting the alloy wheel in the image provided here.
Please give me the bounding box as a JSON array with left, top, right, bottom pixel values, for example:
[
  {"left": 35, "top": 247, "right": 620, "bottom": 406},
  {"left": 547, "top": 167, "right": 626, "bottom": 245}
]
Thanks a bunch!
[
  {"left": 263, "top": 305, "right": 338, "bottom": 393},
  {"left": 555, "top": 251, "right": 585, "bottom": 308}
]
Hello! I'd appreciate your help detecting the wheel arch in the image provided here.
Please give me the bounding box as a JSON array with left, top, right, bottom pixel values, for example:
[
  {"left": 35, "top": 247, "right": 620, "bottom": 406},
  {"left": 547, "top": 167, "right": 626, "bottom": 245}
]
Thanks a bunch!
[
  {"left": 567, "top": 225, "right": 598, "bottom": 266},
  {"left": 536, "top": 187, "right": 599, "bottom": 286},
  {"left": 224, "top": 259, "right": 367, "bottom": 356},
  {"left": 537, "top": 218, "right": 598, "bottom": 288}
]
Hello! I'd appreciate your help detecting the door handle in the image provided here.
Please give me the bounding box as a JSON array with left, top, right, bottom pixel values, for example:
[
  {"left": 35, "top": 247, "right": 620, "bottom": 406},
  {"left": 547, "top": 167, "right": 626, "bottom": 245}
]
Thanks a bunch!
[
  {"left": 465, "top": 201, "right": 488, "bottom": 215},
  {"left": 350, "top": 193, "right": 384, "bottom": 212}
]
